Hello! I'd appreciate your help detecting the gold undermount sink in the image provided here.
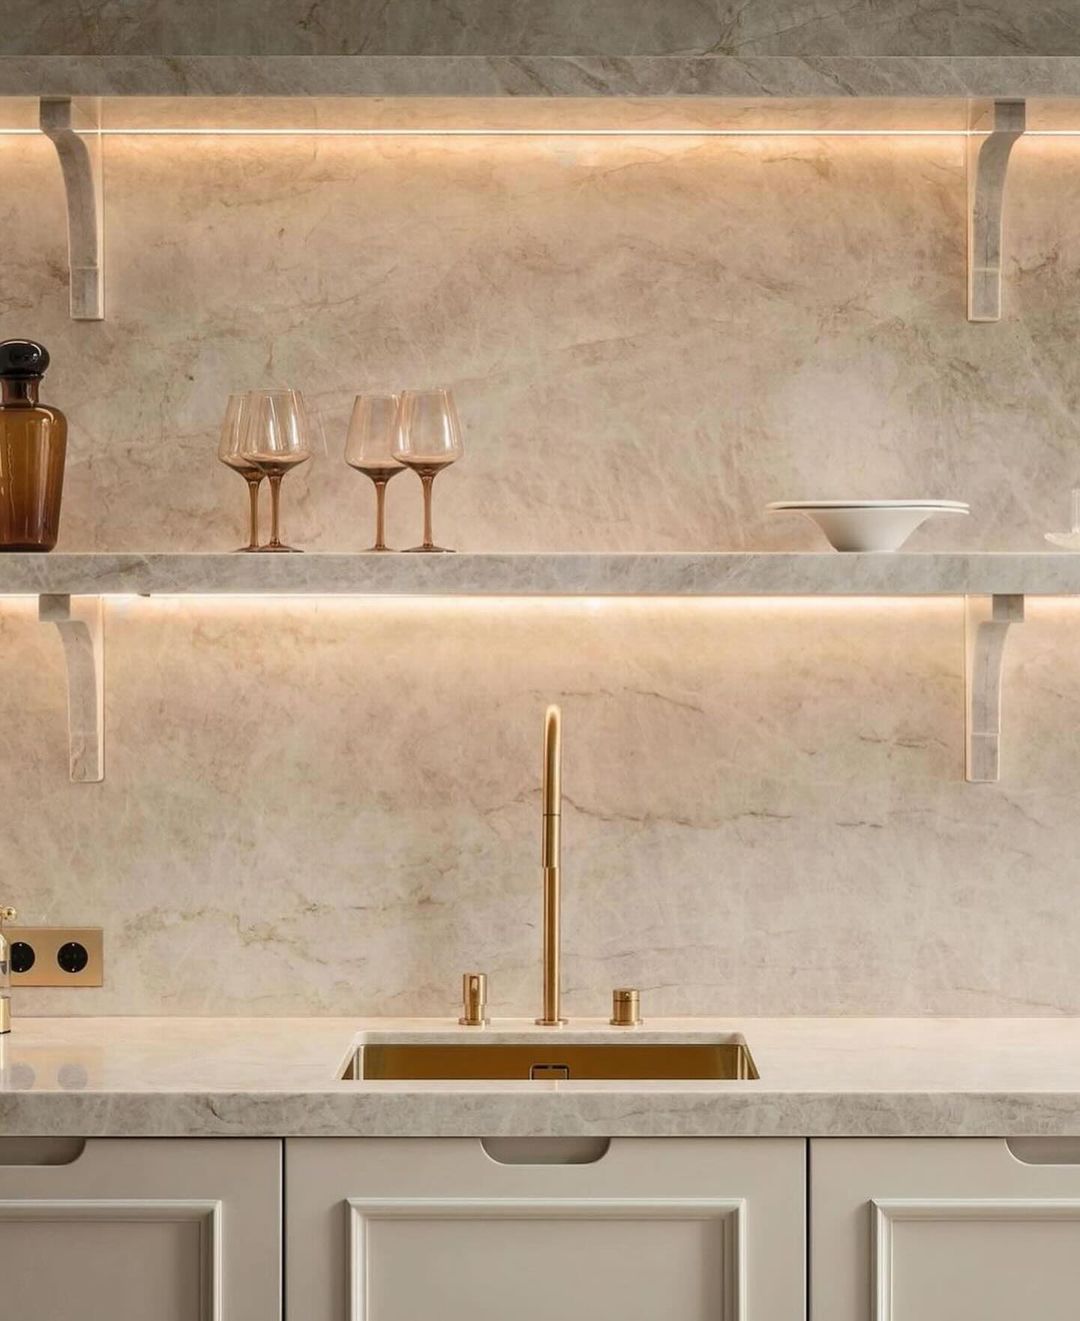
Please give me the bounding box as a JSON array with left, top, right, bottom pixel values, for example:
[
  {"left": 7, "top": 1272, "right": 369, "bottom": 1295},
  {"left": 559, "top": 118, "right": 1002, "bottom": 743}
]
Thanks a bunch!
[{"left": 343, "top": 1035, "right": 758, "bottom": 1082}]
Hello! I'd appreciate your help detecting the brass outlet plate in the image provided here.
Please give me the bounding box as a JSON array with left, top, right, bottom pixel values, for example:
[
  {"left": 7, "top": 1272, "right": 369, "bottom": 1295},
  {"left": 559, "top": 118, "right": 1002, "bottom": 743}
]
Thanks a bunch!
[{"left": 7, "top": 927, "right": 103, "bottom": 987}]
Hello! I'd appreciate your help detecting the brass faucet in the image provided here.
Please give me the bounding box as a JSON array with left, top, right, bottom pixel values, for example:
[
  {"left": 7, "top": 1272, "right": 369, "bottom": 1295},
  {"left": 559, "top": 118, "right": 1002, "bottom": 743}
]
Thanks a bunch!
[{"left": 536, "top": 705, "right": 567, "bottom": 1026}]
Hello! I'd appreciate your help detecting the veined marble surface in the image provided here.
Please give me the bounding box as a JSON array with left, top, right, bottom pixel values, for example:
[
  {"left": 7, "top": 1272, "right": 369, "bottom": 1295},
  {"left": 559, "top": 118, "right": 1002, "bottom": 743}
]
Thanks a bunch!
[
  {"left": 5, "top": 1016, "right": 1080, "bottom": 1137},
  {"left": 10, "top": 549, "right": 1080, "bottom": 597},
  {"left": 6, "top": 551, "right": 1080, "bottom": 596},
  {"left": 6, "top": 55, "right": 1080, "bottom": 99},
  {"left": 3, "top": 99, "right": 1080, "bottom": 1022},
  {"left": 7, "top": 593, "right": 1080, "bottom": 1017},
  {"left": 3, "top": 128, "right": 1077, "bottom": 558},
  {"left": 4, "top": 0, "right": 1080, "bottom": 58}
]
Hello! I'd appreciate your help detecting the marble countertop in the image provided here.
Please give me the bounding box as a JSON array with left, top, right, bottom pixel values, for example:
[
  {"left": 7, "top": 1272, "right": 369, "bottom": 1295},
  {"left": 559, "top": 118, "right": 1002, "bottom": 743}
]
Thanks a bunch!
[{"left": 4, "top": 1017, "right": 1080, "bottom": 1137}]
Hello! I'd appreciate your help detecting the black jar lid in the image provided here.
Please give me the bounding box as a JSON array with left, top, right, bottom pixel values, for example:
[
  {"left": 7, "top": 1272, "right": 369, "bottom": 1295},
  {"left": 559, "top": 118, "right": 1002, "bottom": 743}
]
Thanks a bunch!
[{"left": 0, "top": 340, "right": 50, "bottom": 379}]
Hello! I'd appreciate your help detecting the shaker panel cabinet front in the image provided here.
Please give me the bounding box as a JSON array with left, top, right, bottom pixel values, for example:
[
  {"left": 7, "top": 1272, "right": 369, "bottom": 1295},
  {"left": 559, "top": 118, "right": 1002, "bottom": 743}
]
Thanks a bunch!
[
  {"left": 0, "top": 1137, "right": 281, "bottom": 1321},
  {"left": 812, "top": 1137, "right": 1080, "bottom": 1321},
  {"left": 286, "top": 1136, "right": 805, "bottom": 1321}
]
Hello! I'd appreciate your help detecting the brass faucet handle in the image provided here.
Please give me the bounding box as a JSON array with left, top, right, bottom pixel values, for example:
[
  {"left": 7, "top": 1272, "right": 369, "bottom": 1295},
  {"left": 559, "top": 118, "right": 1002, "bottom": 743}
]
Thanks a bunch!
[
  {"left": 458, "top": 972, "right": 490, "bottom": 1027},
  {"left": 0, "top": 908, "right": 16, "bottom": 925},
  {"left": 610, "top": 987, "right": 643, "bottom": 1027}
]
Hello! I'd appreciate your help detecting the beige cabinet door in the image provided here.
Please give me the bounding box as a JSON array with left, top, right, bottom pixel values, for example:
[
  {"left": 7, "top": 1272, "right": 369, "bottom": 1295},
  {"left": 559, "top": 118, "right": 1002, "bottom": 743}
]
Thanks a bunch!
[
  {"left": 287, "top": 1136, "right": 804, "bottom": 1321},
  {"left": 0, "top": 1137, "right": 281, "bottom": 1321},
  {"left": 812, "top": 1137, "right": 1080, "bottom": 1321}
]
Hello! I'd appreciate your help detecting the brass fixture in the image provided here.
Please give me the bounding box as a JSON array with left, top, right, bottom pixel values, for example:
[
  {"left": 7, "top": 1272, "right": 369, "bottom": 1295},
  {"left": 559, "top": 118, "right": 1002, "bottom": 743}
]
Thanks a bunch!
[
  {"left": 536, "top": 704, "right": 567, "bottom": 1026},
  {"left": 6, "top": 926, "right": 103, "bottom": 987},
  {"left": 346, "top": 1037, "right": 758, "bottom": 1081},
  {"left": 610, "top": 988, "right": 643, "bottom": 1027},
  {"left": 458, "top": 972, "right": 489, "bottom": 1026},
  {"left": 0, "top": 907, "right": 16, "bottom": 1034}
]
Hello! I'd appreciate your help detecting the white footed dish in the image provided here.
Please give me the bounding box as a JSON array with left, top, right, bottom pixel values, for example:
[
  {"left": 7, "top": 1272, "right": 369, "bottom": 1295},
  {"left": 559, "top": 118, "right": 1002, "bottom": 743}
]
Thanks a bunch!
[{"left": 767, "top": 500, "right": 970, "bottom": 553}]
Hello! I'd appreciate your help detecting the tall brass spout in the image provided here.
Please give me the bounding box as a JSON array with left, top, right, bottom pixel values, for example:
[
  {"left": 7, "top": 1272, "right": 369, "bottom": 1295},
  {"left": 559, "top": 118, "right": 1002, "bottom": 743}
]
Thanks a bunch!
[{"left": 537, "top": 705, "right": 567, "bottom": 1026}]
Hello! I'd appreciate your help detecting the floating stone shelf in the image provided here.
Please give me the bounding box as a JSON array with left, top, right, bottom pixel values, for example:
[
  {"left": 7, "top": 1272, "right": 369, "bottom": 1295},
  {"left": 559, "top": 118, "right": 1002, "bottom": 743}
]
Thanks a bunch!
[
  {"left": 3, "top": 55, "right": 1080, "bottom": 101},
  {"left": 0, "top": 551, "right": 1074, "bottom": 598}
]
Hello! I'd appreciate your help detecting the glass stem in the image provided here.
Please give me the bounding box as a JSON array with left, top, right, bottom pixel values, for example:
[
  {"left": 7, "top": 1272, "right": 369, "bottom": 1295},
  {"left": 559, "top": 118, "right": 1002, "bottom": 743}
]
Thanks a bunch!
[
  {"left": 245, "top": 476, "right": 262, "bottom": 550},
  {"left": 373, "top": 478, "right": 388, "bottom": 551},
  {"left": 268, "top": 474, "right": 283, "bottom": 549},
  {"left": 421, "top": 473, "right": 435, "bottom": 550}
]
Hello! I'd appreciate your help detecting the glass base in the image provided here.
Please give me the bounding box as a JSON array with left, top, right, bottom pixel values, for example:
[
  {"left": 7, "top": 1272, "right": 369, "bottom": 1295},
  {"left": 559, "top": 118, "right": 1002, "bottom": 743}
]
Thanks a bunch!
[
  {"left": 402, "top": 545, "right": 456, "bottom": 553},
  {"left": 255, "top": 544, "right": 303, "bottom": 553},
  {"left": 365, "top": 544, "right": 395, "bottom": 553},
  {"left": 232, "top": 545, "right": 262, "bottom": 553}
]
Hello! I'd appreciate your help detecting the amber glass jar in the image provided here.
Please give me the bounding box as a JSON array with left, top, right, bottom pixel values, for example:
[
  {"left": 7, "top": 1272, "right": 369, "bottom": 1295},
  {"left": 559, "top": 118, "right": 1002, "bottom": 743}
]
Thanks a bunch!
[{"left": 0, "top": 339, "right": 66, "bottom": 551}]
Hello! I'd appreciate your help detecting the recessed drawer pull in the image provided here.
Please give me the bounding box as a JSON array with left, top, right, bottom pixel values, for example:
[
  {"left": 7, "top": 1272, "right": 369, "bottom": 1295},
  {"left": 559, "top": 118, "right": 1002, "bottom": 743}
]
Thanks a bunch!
[
  {"left": 0, "top": 1137, "right": 86, "bottom": 1166},
  {"left": 481, "top": 1137, "right": 611, "bottom": 1166},
  {"left": 1007, "top": 1138, "right": 1080, "bottom": 1165}
]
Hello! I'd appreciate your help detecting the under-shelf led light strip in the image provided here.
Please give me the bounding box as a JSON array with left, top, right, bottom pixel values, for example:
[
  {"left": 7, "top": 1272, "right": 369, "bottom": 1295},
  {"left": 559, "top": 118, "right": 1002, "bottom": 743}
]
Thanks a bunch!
[
  {"left": 0, "top": 126, "right": 1076, "bottom": 138},
  {"left": 0, "top": 126, "right": 1067, "bottom": 137}
]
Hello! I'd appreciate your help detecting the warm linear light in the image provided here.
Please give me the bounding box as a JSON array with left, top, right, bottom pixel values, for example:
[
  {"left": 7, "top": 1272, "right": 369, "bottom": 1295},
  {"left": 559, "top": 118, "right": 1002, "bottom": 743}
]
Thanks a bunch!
[
  {"left": 0, "top": 127, "right": 1077, "bottom": 139},
  {"left": 77, "top": 127, "right": 973, "bottom": 137},
  {"left": 0, "top": 127, "right": 1007, "bottom": 139},
  {"left": 0, "top": 593, "right": 961, "bottom": 608}
]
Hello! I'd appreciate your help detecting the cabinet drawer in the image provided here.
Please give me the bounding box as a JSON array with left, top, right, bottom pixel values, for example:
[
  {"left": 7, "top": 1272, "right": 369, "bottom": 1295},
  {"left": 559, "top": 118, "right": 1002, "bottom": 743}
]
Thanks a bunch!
[
  {"left": 812, "top": 1137, "right": 1080, "bottom": 1321},
  {"left": 0, "top": 1137, "right": 281, "bottom": 1321},
  {"left": 287, "top": 1136, "right": 804, "bottom": 1321}
]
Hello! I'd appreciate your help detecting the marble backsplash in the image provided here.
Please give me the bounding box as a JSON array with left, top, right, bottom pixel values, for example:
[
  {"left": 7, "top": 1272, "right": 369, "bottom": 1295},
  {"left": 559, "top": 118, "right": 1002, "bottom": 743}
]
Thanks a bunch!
[
  {"left": 7, "top": 595, "right": 1080, "bottom": 1018},
  {"left": 2, "top": 126, "right": 1080, "bottom": 1015},
  {"left": 3, "top": 130, "right": 1080, "bottom": 555},
  {"left": 6, "top": 0, "right": 1080, "bottom": 57}
]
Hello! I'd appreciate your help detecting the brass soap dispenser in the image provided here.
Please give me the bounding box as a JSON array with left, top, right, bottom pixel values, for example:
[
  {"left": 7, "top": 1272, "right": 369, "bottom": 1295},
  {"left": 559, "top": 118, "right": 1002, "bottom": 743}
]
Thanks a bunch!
[
  {"left": 0, "top": 339, "right": 67, "bottom": 551},
  {"left": 0, "top": 906, "right": 16, "bottom": 1033}
]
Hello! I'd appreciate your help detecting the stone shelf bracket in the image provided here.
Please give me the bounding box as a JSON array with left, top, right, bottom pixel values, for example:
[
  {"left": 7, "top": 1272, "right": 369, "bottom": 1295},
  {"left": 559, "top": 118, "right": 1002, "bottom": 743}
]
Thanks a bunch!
[
  {"left": 39, "top": 594, "right": 104, "bottom": 783},
  {"left": 967, "top": 98, "right": 1026, "bottom": 322},
  {"left": 39, "top": 96, "right": 104, "bottom": 321},
  {"left": 965, "top": 593, "right": 1024, "bottom": 783}
]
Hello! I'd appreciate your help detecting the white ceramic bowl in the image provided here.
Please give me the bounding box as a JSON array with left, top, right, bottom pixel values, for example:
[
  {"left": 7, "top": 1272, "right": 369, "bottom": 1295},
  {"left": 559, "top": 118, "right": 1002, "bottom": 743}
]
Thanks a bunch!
[{"left": 766, "top": 500, "right": 969, "bottom": 553}]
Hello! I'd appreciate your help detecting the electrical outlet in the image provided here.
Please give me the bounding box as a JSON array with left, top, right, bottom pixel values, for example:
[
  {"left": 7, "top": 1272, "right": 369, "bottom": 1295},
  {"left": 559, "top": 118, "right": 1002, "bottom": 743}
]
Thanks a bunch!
[{"left": 7, "top": 927, "right": 103, "bottom": 987}]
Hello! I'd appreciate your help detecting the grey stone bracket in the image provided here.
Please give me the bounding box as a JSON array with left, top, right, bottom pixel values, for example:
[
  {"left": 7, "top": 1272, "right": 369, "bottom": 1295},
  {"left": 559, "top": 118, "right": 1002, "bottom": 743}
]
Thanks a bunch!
[
  {"left": 39, "top": 594, "right": 104, "bottom": 783},
  {"left": 967, "top": 98, "right": 1026, "bottom": 323},
  {"left": 39, "top": 96, "right": 104, "bottom": 321},
  {"left": 965, "top": 593, "right": 1024, "bottom": 783}
]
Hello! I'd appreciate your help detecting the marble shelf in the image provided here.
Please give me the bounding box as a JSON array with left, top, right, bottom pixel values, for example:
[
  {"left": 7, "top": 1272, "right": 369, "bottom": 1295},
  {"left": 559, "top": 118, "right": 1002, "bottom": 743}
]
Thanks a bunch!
[
  {"left": 3, "top": 551, "right": 1080, "bottom": 598},
  {"left": 3, "top": 56, "right": 1080, "bottom": 102}
]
